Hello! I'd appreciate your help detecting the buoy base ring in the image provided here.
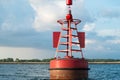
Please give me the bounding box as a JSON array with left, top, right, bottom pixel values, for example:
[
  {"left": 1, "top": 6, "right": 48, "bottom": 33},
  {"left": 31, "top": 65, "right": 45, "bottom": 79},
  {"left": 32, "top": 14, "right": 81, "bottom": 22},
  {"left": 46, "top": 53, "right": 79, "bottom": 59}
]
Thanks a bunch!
[{"left": 49, "top": 58, "right": 89, "bottom": 79}]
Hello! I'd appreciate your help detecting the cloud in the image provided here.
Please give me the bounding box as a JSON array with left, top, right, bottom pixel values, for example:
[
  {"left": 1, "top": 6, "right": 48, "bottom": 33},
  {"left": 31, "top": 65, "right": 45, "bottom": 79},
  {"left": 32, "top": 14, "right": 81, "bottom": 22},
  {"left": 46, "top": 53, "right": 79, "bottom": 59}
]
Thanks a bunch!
[
  {"left": 0, "top": 0, "right": 119, "bottom": 59},
  {"left": 85, "top": 29, "right": 120, "bottom": 51},
  {"left": 85, "top": 38, "right": 120, "bottom": 59},
  {"left": 0, "top": 0, "right": 42, "bottom": 48},
  {"left": 106, "top": 39, "right": 120, "bottom": 44},
  {"left": 0, "top": 46, "right": 54, "bottom": 59},
  {"left": 29, "top": 0, "right": 66, "bottom": 31},
  {"left": 86, "top": 39, "right": 97, "bottom": 45},
  {"left": 82, "top": 23, "right": 95, "bottom": 32},
  {"left": 0, "top": 0, "right": 94, "bottom": 48},
  {"left": 29, "top": 0, "right": 95, "bottom": 31},
  {"left": 0, "top": 0, "right": 34, "bottom": 32},
  {"left": 97, "top": 29, "right": 120, "bottom": 37},
  {"left": 0, "top": 30, "right": 53, "bottom": 49},
  {"left": 101, "top": 9, "right": 120, "bottom": 19}
]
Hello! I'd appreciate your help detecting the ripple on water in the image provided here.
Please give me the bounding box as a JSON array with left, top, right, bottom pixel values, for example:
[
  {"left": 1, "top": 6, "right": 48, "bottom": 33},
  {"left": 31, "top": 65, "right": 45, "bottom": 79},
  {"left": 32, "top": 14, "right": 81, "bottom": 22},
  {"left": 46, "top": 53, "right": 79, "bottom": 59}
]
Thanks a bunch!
[{"left": 0, "top": 64, "right": 120, "bottom": 80}]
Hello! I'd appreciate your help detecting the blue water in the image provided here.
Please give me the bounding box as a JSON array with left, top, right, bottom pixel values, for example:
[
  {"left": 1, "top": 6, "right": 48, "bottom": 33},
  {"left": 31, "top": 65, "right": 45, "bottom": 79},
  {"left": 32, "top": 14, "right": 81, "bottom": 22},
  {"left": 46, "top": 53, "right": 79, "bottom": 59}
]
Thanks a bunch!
[
  {"left": 89, "top": 64, "right": 120, "bottom": 80},
  {"left": 0, "top": 64, "right": 120, "bottom": 80}
]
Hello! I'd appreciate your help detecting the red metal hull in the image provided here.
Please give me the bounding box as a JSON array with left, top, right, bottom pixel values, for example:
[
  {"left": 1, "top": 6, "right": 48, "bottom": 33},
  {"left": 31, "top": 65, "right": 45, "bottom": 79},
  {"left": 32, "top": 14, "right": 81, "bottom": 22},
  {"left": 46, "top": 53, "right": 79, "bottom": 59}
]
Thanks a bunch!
[{"left": 49, "top": 58, "right": 89, "bottom": 79}]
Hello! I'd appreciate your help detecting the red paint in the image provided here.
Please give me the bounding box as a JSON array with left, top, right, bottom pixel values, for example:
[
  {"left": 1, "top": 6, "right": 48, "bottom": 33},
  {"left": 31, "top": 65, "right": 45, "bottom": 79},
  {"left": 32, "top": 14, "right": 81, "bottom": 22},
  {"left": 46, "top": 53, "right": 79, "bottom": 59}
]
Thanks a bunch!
[
  {"left": 50, "top": 58, "right": 88, "bottom": 69},
  {"left": 50, "top": 58, "right": 89, "bottom": 79},
  {"left": 66, "top": 0, "right": 72, "bottom": 5},
  {"left": 50, "top": 70, "right": 88, "bottom": 79},
  {"left": 78, "top": 32, "right": 85, "bottom": 48},
  {"left": 50, "top": 0, "right": 89, "bottom": 79},
  {"left": 66, "top": 14, "right": 73, "bottom": 21},
  {"left": 53, "top": 32, "right": 61, "bottom": 48}
]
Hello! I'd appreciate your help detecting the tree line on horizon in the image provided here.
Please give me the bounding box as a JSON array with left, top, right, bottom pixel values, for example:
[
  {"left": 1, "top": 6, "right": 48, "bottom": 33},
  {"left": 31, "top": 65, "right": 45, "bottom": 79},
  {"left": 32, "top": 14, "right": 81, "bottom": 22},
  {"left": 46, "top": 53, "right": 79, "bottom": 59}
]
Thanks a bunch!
[
  {"left": 0, "top": 58, "right": 120, "bottom": 62},
  {"left": 0, "top": 58, "right": 53, "bottom": 62}
]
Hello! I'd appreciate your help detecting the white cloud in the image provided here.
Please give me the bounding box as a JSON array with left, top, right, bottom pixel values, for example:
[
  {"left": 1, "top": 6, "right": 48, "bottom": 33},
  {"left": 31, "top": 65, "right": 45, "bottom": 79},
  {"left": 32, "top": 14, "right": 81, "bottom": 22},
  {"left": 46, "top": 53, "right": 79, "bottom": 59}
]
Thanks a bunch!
[
  {"left": 29, "top": 0, "right": 66, "bottom": 31},
  {"left": 82, "top": 23, "right": 95, "bottom": 32},
  {"left": 1, "top": 15, "right": 17, "bottom": 31},
  {"left": 97, "top": 29, "right": 120, "bottom": 37},
  {"left": 29, "top": 0, "right": 84, "bottom": 32},
  {"left": 86, "top": 39, "right": 96, "bottom": 44},
  {"left": 0, "top": 46, "right": 54, "bottom": 59},
  {"left": 94, "top": 46, "right": 105, "bottom": 51},
  {"left": 0, "top": 0, "right": 34, "bottom": 32},
  {"left": 106, "top": 39, "right": 120, "bottom": 44},
  {"left": 101, "top": 9, "right": 120, "bottom": 19},
  {"left": 85, "top": 39, "right": 106, "bottom": 51}
]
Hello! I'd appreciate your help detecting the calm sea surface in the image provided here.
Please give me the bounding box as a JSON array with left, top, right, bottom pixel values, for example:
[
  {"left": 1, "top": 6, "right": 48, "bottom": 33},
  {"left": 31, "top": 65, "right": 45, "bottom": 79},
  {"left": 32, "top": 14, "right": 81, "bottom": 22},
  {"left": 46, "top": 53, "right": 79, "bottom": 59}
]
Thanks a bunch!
[{"left": 0, "top": 64, "right": 120, "bottom": 80}]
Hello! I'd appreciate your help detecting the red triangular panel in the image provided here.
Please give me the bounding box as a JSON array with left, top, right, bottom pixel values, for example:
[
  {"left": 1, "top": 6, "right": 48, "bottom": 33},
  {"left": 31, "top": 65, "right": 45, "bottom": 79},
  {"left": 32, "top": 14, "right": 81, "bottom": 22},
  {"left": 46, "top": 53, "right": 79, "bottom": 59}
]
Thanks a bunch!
[
  {"left": 78, "top": 32, "right": 85, "bottom": 48},
  {"left": 53, "top": 32, "right": 61, "bottom": 48}
]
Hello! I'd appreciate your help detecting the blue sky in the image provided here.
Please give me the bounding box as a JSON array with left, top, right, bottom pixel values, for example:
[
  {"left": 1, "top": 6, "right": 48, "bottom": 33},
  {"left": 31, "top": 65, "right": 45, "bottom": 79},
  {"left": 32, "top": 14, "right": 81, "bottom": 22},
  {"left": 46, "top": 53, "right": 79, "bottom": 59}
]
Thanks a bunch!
[{"left": 0, "top": 0, "right": 120, "bottom": 59}]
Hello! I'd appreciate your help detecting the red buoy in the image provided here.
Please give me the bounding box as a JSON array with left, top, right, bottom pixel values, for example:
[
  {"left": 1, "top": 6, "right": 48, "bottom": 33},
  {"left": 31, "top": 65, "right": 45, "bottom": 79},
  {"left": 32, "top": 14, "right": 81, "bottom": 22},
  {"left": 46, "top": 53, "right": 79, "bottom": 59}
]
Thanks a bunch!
[
  {"left": 50, "top": 58, "right": 89, "bottom": 79},
  {"left": 66, "top": 0, "right": 72, "bottom": 5},
  {"left": 49, "top": 0, "right": 89, "bottom": 79}
]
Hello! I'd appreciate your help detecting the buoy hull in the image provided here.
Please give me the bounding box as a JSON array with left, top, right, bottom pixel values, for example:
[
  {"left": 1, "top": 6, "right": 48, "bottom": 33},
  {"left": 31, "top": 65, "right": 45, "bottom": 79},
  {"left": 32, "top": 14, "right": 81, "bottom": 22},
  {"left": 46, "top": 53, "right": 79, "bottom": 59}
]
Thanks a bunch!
[
  {"left": 50, "top": 70, "right": 88, "bottom": 80},
  {"left": 49, "top": 58, "right": 89, "bottom": 79}
]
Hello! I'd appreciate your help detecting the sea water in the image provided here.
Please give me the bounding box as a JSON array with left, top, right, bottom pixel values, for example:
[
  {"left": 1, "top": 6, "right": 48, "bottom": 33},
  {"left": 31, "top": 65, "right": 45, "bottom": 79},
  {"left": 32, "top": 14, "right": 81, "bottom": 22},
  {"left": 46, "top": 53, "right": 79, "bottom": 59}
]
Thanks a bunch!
[{"left": 0, "top": 64, "right": 120, "bottom": 80}]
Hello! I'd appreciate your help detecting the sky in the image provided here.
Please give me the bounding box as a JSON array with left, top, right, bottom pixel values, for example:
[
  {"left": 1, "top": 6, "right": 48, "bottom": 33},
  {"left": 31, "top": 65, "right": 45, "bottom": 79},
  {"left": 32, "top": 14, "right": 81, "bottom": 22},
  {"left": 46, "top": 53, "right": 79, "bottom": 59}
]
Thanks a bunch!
[{"left": 0, "top": 0, "right": 120, "bottom": 59}]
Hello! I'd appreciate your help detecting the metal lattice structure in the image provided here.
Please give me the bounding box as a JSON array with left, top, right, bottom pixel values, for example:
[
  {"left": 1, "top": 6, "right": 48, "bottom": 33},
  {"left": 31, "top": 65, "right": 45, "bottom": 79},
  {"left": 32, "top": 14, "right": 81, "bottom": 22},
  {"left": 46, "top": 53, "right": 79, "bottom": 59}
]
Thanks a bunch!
[{"left": 53, "top": 0, "right": 85, "bottom": 58}]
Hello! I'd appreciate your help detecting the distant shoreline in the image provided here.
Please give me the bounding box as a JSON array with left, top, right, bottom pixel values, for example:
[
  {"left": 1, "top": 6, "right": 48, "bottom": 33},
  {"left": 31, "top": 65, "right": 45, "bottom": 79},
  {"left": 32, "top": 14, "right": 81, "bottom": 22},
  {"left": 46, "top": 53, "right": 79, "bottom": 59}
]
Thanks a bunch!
[
  {"left": 88, "top": 62, "right": 120, "bottom": 64},
  {"left": 0, "top": 62, "right": 49, "bottom": 64},
  {"left": 0, "top": 62, "right": 120, "bottom": 64}
]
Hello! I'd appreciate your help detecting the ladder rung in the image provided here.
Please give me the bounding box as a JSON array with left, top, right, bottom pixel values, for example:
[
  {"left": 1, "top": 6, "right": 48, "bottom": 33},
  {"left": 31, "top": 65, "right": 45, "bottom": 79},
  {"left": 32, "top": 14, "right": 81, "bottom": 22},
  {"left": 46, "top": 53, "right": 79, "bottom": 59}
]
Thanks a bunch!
[
  {"left": 72, "top": 35, "right": 78, "bottom": 38},
  {"left": 71, "top": 49, "right": 82, "bottom": 52},
  {"left": 61, "top": 35, "right": 69, "bottom": 38},
  {"left": 62, "top": 27, "right": 68, "bottom": 31},
  {"left": 59, "top": 42, "right": 68, "bottom": 45},
  {"left": 59, "top": 42, "right": 79, "bottom": 45},
  {"left": 57, "top": 49, "right": 81, "bottom": 52},
  {"left": 72, "top": 42, "right": 80, "bottom": 44},
  {"left": 71, "top": 27, "right": 77, "bottom": 30},
  {"left": 58, "top": 50, "right": 69, "bottom": 52}
]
